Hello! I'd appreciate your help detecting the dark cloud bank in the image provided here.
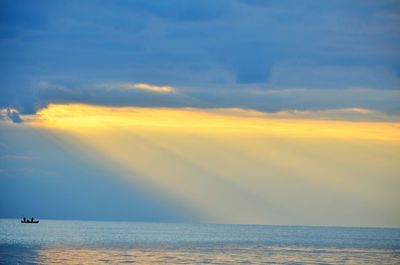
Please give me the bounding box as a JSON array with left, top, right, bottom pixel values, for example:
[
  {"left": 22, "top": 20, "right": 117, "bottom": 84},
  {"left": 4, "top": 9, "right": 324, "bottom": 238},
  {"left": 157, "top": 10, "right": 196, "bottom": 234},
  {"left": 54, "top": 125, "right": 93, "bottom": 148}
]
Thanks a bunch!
[{"left": 0, "top": 0, "right": 399, "bottom": 115}]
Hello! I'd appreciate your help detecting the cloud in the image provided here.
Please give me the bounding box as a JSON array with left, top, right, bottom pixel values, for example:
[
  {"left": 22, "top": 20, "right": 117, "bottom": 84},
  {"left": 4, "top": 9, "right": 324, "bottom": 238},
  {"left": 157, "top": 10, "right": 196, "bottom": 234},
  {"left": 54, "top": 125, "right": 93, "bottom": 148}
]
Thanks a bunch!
[
  {"left": 0, "top": 0, "right": 399, "bottom": 115},
  {"left": 3, "top": 83, "right": 399, "bottom": 123},
  {"left": 266, "top": 108, "right": 400, "bottom": 122},
  {"left": 100, "top": 82, "right": 175, "bottom": 93},
  {"left": 0, "top": 108, "right": 24, "bottom": 123},
  {"left": 134, "top": 83, "right": 175, "bottom": 93},
  {"left": 22, "top": 79, "right": 400, "bottom": 118}
]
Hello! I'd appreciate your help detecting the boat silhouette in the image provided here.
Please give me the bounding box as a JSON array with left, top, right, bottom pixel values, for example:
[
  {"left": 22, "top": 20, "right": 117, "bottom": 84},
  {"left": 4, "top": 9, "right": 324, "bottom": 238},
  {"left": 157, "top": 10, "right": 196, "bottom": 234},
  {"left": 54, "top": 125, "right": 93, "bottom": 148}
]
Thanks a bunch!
[{"left": 21, "top": 217, "right": 39, "bottom": 224}]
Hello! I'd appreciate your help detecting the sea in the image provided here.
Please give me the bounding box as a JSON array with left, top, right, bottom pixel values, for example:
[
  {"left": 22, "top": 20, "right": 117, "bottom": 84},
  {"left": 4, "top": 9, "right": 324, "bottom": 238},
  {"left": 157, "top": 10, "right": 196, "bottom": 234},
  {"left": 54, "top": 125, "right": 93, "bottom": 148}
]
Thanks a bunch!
[{"left": 0, "top": 219, "right": 399, "bottom": 264}]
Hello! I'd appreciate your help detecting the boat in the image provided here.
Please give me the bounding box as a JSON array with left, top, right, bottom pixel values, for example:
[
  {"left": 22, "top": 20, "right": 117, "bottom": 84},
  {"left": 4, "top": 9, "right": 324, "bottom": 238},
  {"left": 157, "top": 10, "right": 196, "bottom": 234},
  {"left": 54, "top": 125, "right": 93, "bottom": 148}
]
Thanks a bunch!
[
  {"left": 21, "top": 220, "right": 39, "bottom": 223},
  {"left": 21, "top": 218, "right": 39, "bottom": 224}
]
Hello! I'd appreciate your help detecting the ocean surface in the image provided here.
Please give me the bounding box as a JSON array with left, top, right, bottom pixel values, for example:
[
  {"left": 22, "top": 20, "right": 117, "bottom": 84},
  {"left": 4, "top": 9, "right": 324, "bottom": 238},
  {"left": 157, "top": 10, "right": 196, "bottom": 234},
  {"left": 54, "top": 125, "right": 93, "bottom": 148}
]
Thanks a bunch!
[{"left": 0, "top": 219, "right": 399, "bottom": 264}]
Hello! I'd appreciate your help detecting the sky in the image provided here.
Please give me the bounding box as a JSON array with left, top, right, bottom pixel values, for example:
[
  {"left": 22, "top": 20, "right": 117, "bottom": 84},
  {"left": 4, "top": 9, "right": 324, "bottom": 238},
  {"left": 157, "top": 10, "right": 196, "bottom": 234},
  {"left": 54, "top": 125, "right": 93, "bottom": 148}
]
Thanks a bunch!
[{"left": 0, "top": 0, "right": 400, "bottom": 227}]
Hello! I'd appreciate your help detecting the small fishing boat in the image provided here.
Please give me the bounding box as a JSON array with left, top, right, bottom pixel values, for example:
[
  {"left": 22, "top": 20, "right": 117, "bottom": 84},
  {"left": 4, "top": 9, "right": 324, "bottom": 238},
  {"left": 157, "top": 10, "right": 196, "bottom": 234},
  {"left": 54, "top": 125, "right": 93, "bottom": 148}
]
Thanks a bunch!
[{"left": 21, "top": 218, "right": 39, "bottom": 224}]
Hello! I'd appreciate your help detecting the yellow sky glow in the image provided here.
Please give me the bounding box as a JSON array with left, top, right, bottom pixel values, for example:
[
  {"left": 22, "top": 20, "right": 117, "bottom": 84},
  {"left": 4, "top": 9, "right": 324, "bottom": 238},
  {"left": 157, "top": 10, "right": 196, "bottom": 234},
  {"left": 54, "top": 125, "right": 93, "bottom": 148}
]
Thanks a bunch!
[
  {"left": 27, "top": 104, "right": 400, "bottom": 225},
  {"left": 32, "top": 104, "right": 400, "bottom": 141}
]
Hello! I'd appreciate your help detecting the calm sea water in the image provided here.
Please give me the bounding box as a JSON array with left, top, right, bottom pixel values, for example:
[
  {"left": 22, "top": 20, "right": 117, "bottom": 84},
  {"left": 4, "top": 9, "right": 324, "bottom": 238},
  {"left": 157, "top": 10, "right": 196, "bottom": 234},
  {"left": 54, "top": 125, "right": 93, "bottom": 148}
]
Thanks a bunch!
[{"left": 1, "top": 219, "right": 399, "bottom": 264}]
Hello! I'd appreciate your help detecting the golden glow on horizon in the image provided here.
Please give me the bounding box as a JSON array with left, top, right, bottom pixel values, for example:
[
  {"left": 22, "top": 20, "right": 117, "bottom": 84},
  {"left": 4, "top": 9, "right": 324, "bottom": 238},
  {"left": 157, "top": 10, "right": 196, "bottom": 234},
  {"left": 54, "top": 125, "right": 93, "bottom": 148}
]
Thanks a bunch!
[
  {"left": 26, "top": 103, "right": 400, "bottom": 225},
  {"left": 32, "top": 104, "right": 400, "bottom": 141}
]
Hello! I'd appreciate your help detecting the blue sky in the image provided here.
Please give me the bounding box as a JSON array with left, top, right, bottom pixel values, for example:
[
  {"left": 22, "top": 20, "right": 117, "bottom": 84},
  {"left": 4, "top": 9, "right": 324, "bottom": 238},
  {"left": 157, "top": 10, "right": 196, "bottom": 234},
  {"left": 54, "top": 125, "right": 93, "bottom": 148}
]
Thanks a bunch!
[{"left": 1, "top": 1, "right": 400, "bottom": 226}]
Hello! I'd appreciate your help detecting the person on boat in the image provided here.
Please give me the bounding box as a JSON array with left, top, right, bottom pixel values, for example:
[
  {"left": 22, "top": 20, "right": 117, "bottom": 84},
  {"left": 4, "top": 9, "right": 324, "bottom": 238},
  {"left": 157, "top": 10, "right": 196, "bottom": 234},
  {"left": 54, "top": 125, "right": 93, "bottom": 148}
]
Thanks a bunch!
[
  {"left": 31, "top": 217, "right": 34, "bottom": 222},
  {"left": 23, "top": 217, "right": 26, "bottom": 222}
]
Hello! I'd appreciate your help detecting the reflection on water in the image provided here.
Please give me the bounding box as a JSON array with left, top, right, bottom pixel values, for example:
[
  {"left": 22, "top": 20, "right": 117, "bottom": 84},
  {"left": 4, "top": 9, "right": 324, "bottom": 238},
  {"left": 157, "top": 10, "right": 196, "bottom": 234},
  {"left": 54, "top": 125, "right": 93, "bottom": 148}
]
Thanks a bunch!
[
  {"left": 1, "top": 219, "right": 400, "bottom": 264},
  {"left": 35, "top": 245, "right": 400, "bottom": 264}
]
